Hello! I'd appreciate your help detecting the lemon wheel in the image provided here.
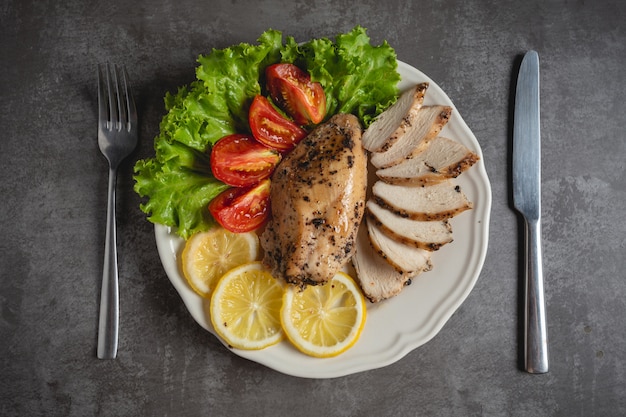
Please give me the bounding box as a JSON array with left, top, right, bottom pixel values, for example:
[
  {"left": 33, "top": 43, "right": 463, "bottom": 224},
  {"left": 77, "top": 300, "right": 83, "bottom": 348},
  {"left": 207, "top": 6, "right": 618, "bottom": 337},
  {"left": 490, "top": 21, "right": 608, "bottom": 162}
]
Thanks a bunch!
[
  {"left": 280, "top": 272, "right": 367, "bottom": 358},
  {"left": 210, "top": 262, "right": 284, "bottom": 350},
  {"left": 181, "top": 228, "right": 259, "bottom": 298}
]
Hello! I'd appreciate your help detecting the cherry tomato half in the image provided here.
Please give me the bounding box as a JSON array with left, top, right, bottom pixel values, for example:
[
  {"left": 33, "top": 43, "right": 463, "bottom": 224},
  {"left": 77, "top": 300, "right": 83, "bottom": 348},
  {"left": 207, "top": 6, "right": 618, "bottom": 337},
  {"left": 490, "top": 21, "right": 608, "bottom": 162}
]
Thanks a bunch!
[
  {"left": 210, "top": 134, "right": 281, "bottom": 187},
  {"left": 208, "top": 179, "right": 271, "bottom": 233},
  {"left": 265, "top": 63, "right": 327, "bottom": 125},
  {"left": 249, "top": 95, "right": 307, "bottom": 152}
]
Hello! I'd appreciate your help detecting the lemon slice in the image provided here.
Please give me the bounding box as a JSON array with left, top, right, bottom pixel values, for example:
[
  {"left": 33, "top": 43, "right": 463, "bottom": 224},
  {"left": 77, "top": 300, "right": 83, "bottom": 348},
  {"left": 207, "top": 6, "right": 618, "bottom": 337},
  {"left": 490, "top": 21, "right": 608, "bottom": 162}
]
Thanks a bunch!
[
  {"left": 280, "top": 272, "right": 367, "bottom": 358},
  {"left": 210, "top": 262, "right": 284, "bottom": 350},
  {"left": 181, "top": 228, "right": 259, "bottom": 298}
]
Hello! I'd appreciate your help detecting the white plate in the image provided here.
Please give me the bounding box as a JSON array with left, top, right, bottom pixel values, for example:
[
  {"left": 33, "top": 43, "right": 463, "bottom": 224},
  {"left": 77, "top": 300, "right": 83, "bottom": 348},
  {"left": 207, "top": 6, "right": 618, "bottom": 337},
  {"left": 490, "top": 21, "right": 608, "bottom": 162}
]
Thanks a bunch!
[{"left": 154, "top": 61, "right": 492, "bottom": 379}]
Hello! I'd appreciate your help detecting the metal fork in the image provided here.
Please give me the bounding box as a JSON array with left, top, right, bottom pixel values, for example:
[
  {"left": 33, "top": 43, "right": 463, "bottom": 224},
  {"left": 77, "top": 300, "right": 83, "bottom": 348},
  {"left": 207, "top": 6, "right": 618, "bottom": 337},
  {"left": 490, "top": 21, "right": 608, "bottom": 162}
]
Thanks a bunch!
[{"left": 97, "top": 63, "right": 138, "bottom": 359}]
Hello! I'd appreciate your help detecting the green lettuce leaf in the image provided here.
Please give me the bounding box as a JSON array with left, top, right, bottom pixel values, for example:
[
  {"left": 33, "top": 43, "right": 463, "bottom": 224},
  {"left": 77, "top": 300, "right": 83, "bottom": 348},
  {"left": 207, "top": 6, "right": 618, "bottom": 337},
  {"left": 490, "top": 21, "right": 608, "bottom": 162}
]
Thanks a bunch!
[
  {"left": 134, "top": 27, "right": 399, "bottom": 239},
  {"left": 280, "top": 26, "right": 400, "bottom": 127},
  {"left": 134, "top": 139, "right": 229, "bottom": 240}
]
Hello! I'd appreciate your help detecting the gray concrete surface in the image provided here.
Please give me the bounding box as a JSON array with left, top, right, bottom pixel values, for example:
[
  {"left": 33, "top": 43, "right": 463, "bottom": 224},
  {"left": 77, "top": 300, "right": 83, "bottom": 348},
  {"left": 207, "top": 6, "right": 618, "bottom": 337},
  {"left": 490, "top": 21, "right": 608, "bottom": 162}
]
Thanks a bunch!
[{"left": 1, "top": 0, "right": 625, "bottom": 415}]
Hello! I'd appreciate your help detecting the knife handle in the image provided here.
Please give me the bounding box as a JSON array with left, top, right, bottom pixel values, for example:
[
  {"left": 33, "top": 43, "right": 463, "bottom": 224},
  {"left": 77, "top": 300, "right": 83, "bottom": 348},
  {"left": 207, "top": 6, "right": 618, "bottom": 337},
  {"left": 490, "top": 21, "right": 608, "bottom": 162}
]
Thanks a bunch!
[{"left": 524, "top": 217, "right": 549, "bottom": 373}]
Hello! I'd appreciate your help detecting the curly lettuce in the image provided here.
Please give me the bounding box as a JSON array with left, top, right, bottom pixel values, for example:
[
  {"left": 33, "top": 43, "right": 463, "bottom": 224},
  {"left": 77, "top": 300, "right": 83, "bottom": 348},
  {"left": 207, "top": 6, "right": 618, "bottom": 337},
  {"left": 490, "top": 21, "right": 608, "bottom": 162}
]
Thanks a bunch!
[
  {"left": 134, "top": 26, "right": 400, "bottom": 239},
  {"left": 281, "top": 26, "right": 400, "bottom": 127}
]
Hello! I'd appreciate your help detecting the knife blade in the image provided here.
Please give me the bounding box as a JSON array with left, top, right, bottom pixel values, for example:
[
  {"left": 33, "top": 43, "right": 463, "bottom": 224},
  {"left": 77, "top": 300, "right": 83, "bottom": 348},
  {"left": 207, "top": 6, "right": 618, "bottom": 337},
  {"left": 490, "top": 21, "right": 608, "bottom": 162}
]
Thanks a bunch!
[{"left": 513, "top": 50, "right": 549, "bottom": 374}]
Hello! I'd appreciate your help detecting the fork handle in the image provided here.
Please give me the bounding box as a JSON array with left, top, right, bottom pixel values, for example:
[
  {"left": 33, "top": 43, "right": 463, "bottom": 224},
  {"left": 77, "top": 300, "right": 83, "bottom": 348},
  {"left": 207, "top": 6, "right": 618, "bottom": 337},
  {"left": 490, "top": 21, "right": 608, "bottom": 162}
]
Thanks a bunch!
[{"left": 98, "top": 167, "right": 119, "bottom": 359}]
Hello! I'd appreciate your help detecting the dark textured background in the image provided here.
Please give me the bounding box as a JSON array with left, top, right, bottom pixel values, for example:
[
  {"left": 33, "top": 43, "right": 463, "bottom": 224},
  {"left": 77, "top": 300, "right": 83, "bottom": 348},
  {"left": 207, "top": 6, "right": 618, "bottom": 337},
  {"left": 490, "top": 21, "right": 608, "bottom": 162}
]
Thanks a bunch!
[{"left": 1, "top": 0, "right": 625, "bottom": 415}]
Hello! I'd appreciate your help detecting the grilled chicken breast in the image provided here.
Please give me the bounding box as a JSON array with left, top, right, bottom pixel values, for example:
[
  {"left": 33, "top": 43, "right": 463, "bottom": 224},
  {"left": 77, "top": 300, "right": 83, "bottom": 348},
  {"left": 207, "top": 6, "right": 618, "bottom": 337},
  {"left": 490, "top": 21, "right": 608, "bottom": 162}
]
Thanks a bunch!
[
  {"left": 261, "top": 114, "right": 367, "bottom": 287},
  {"left": 349, "top": 85, "right": 480, "bottom": 302}
]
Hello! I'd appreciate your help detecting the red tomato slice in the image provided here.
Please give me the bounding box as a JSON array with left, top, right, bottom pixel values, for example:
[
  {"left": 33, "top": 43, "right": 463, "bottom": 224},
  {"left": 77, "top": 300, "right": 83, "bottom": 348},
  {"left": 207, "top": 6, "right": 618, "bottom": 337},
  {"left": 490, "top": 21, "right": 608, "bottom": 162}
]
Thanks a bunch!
[
  {"left": 249, "top": 95, "right": 307, "bottom": 152},
  {"left": 208, "top": 179, "right": 271, "bottom": 233},
  {"left": 210, "top": 134, "right": 280, "bottom": 187},
  {"left": 265, "top": 63, "right": 326, "bottom": 125}
]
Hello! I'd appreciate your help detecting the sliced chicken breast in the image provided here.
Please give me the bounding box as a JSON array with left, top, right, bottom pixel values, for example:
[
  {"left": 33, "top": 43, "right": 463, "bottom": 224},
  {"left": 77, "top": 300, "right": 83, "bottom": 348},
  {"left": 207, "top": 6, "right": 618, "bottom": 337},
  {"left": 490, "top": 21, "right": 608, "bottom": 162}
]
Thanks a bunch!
[
  {"left": 366, "top": 200, "right": 453, "bottom": 251},
  {"left": 372, "top": 180, "right": 472, "bottom": 221},
  {"left": 261, "top": 114, "right": 367, "bottom": 287},
  {"left": 369, "top": 105, "right": 452, "bottom": 169},
  {"left": 376, "top": 136, "right": 479, "bottom": 186},
  {"left": 361, "top": 83, "right": 428, "bottom": 153},
  {"left": 367, "top": 218, "right": 433, "bottom": 274},
  {"left": 352, "top": 224, "right": 426, "bottom": 303}
]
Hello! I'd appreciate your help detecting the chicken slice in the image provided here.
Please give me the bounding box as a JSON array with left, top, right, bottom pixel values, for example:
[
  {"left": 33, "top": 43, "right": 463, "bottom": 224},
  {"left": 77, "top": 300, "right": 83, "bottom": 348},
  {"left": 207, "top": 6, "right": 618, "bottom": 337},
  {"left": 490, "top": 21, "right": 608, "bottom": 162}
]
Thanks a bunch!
[
  {"left": 366, "top": 200, "right": 453, "bottom": 251},
  {"left": 372, "top": 180, "right": 472, "bottom": 221},
  {"left": 366, "top": 218, "right": 433, "bottom": 275},
  {"left": 369, "top": 105, "right": 452, "bottom": 169},
  {"left": 261, "top": 114, "right": 367, "bottom": 287},
  {"left": 361, "top": 83, "right": 428, "bottom": 152},
  {"left": 376, "top": 136, "right": 479, "bottom": 186},
  {"left": 353, "top": 223, "right": 431, "bottom": 303}
]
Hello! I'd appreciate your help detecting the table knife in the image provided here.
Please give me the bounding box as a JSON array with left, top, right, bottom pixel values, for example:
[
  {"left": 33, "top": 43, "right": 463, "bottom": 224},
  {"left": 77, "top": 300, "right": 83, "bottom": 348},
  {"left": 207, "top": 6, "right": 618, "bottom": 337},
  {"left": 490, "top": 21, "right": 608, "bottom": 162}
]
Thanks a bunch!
[{"left": 513, "top": 50, "right": 549, "bottom": 374}]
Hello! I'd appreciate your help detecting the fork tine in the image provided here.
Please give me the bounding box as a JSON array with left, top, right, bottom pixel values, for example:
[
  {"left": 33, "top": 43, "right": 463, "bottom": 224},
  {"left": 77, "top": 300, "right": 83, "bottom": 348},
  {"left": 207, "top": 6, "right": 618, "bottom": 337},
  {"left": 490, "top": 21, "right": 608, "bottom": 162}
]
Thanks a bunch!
[
  {"left": 125, "top": 68, "right": 137, "bottom": 121},
  {"left": 106, "top": 63, "right": 119, "bottom": 131},
  {"left": 113, "top": 65, "right": 127, "bottom": 131},
  {"left": 97, "top": 64, "right": 108, "bottom": 129},
  {"left": 120, "top": 66, "right": 137, "bottom": 132}
]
